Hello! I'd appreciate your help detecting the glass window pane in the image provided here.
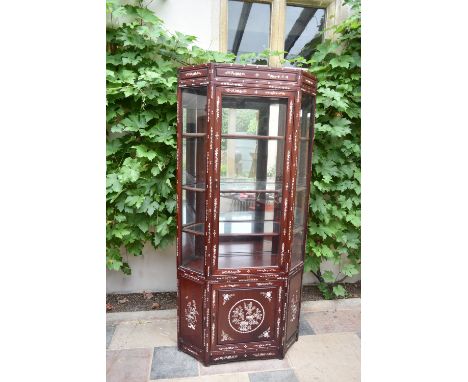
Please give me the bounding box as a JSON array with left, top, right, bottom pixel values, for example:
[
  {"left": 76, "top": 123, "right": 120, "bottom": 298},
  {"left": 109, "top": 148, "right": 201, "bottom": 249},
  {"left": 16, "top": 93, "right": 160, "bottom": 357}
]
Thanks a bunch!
[
  {"left": 220, "top": 138, "right": 284, "bottom": 186},
  {"left": 293, "top": 189, "right": 306, "bottom": 229},
  {"left": 222, "top": 96, "right": 287, "bottom": 137},
  {"left": 228, "top": 0, "right": 271, "bottom": 64},
  {"left": 180, "top": 87, "right": 207, "bottom": 273},
  {"left": 219, "top": 192, "right": 282, "bottom": 222},
  {"left": 182, "top": 137, "right": 206, "bottom": 187},
  {"left": 181, "top": 232, "right": 204, "bottom": 272},
  {"left": 182, "top": 88, "right": 207, "bottom": 134},
  {"left": 218, "top": 236, "right": 278, "bottom": 268},
  {"left": 297, "top": 94, "right": 313, "bottom": 187},
  {"left": 285, "top": 5, "right": 326, "bottom": 61},
  {"left": 182, "top": 189, "right": 205, "bottom": 226},
  {"left": 291, "top": 93, "right": 314, "bottom": 267},
  {"left": 291, "top": 228, "right": 305, "bottom": 266}
]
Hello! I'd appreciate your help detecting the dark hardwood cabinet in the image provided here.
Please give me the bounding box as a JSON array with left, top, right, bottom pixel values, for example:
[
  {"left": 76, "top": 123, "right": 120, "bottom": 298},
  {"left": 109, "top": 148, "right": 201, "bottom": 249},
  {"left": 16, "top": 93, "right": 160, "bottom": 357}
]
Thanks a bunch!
[{"left": 176, "top": 63, "right": 316, "bottom": 365}]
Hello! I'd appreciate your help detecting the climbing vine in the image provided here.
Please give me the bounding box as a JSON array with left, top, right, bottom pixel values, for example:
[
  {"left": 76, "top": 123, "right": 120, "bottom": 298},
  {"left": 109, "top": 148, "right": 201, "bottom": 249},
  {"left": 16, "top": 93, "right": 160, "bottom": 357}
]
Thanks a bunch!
[
  {"left": 106, "top": 0, "right": 361, "bottom": 299},
  {"left": 289, "top": 0, "right": 361, "bottom": 298},
  {"left": 106, "top": 0, "right": 234, "bottom": 274}
]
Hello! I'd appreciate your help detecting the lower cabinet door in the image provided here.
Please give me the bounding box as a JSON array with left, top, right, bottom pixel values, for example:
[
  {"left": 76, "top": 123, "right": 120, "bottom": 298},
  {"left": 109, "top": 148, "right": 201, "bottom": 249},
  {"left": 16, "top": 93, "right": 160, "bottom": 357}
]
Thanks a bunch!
[{"left": 210, "top": 281, "right": 286, "bottom": 356}]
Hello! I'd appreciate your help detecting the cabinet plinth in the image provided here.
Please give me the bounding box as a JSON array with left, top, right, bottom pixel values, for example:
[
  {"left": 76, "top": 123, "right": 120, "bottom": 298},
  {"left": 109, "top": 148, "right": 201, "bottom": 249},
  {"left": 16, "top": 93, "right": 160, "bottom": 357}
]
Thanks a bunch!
[{"left": 176, "top": 63, "right": 316, "bottom": 365}]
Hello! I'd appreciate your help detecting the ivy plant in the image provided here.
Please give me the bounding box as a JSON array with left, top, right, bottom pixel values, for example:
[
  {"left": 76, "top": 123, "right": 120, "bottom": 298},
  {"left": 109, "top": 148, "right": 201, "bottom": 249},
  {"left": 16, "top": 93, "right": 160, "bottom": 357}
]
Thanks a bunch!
[
  {"left": 106, "top": 0, "right": 234, "bottom": 274},
  {"left": 106, "top": 0, "right": 361, "bottom": 299},
  {"left": 287, "top": 0, "right": 361, "bottom": 298}
]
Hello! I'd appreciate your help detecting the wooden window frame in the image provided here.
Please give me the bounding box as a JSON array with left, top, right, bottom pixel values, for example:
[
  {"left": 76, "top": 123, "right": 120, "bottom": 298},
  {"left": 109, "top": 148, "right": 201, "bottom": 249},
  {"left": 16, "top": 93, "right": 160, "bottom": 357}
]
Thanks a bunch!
[{"left": 220, "top": 0, "right": 335, "bottom": 67}]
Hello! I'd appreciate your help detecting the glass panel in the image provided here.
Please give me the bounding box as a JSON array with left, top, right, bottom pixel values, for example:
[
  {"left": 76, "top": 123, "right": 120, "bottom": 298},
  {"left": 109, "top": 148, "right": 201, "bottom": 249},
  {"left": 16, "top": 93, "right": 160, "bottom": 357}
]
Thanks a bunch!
[
  {"left": 293, "top": 189, "right": 306, "bottom": 229},
  {"left": 222, "top": 96, "right": 287, "bottom": 137},
  {"left": 228, "top": 0, "right": 271, "bottom": 64},
  {"left": 218, "top": 236, "right": 278, "bottom": 268},
  {"left": 182, "top": 87, "right": 207, "bottom": 134},
  {"left": 219, "top": 192, "right": 281, "bottom": 222},
  {"left": 291, "top": 228, "right": 305, "bottom": 266},
  {"left": 297, "top": 94, "right": 313, "bottom": 187},
  {"left": 181, "top": 232, "right": 204, "bottom": 272},
  {"left": 291, "top": 93, "right": 314, "bottom": 267},
  {"left": 180, "top": 87, "right": 207, "bottom": 273},
  {"left": 220, "top": 139, "right": 284, "bottom": 186},
  {"left": 284, "top": 5, "right": 326, "bottom": 61},
  {"left": 182, "top": 189, "right": 205, "bottom": 226},
  {"left": 220, "top": 221, "right": 280, "bottom": 235},
  {"left": 182, "top": 137, "right": 206, "bottom": 187},
  {"left": 218, "top": 95, "right": 287, "bottom": 269}
]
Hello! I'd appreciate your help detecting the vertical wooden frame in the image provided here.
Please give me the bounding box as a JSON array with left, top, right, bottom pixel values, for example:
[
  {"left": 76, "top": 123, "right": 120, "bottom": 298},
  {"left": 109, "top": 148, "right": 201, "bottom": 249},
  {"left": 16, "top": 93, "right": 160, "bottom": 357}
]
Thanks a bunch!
[{"left": 177, "top": 64, "right": 317, "bottom": 366}]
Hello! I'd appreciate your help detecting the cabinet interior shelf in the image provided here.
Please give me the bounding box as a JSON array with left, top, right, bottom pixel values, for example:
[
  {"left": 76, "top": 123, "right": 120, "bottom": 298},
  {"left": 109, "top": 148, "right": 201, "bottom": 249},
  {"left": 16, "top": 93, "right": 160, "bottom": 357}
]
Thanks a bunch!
[
  {"left": 182, "top": 180, "right": 283, "bottom": 193},
  {"left": 221, "top": 134, "right": 284, "bottom": 140},
  {"left": 182, "top": 221, "right": 280, "bottom": 236}
]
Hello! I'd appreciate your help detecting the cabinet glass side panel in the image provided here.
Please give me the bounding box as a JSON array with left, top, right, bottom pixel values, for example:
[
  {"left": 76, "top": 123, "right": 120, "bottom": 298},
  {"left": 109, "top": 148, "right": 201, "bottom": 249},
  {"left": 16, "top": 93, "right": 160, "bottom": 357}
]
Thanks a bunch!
[
  {"left": 181, "top": 87, "right": 207, "bottom": 273},
  {"left": 291, "top": 93, "right": 314, "bottom": 267},
  {"left": 218, "top": 95, "right": 287, "bottom": 269}
]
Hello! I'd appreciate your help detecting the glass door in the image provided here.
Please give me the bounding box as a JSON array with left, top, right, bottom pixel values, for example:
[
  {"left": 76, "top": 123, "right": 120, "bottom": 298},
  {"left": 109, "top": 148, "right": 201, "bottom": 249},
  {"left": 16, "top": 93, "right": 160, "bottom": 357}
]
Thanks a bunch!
[
  {"left": 215, "top": 91, "right": 292, "bottom": 270},
  {"left": 291, "top": 93, "right": 314, "bottom": 267},
  {"left": 179, "top": 87, "right": 207, "bottom": 273}
]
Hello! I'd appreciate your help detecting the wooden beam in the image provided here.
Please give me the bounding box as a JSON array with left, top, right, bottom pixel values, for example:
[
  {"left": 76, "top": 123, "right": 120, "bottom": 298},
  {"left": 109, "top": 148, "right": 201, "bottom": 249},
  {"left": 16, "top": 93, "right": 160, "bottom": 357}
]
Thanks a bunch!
[
  {"left": 284, "top": 7, "right": 318, "bottom": 54},
  {"left": 231, "top": 2, "right": 253, "bottom": 55}
]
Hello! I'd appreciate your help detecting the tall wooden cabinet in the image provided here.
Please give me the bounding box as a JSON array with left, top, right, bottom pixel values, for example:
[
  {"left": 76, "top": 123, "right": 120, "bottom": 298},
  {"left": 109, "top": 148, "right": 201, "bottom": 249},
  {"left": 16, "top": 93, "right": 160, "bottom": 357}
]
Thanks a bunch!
[{"left": 176, "top": 63, "right": 316, "bottom": 365}]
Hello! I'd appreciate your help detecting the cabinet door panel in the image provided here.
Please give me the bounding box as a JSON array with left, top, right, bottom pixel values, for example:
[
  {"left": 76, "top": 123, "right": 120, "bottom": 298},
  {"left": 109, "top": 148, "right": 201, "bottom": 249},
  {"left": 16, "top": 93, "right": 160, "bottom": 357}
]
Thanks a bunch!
[{"left": 211, "top": 282, "right": 285, "bottom": 351}]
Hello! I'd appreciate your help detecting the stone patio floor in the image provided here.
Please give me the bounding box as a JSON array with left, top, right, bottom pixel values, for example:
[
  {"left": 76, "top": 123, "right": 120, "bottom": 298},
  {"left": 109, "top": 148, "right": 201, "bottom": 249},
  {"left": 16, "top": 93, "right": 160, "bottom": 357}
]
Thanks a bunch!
[{"left": 106, "top": 298, "right": 360, "bottom": 382}]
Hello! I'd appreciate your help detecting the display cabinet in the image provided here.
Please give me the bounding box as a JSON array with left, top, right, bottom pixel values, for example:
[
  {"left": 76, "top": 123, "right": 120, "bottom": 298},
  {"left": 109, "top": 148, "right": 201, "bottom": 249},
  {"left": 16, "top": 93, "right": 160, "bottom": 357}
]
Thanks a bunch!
[{"left": 176, "top": 63, "right": 316, "bottom": 365}]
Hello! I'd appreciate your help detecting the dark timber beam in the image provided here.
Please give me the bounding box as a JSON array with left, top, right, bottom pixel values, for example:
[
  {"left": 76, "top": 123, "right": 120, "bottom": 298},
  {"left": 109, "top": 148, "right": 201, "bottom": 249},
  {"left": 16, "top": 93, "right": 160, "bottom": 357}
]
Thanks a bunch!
[
  {"left": 284, "top": 7, "right": 318, "bottom": 55},
  {"left": 231, "top": 2, "right": 253, "bottom": 55}
]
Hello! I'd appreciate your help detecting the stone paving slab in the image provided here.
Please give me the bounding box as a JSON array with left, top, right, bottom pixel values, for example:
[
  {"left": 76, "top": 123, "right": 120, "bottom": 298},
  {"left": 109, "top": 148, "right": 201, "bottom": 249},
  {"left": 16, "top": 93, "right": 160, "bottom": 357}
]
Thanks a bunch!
[
  {"left": 300, "top": 298, "right": 361, "bottom": 313},
  {"left": 302, "top": 310, "right": 360, "bottom": 334},
  {"left": 150, "top": 346, "right": 198, "bottom": 380},
  {"left": 109, "top": 319, "right": 177, "bottom": 350},
  {"left": 152, "top": 373, "right": 250, "bottom": 382},
  {"left": 298, "top": 317, "right": 315, "bottom": 336},
  {"left": 106, "top": 298, "right": 361, "bottom": 382},
  {"left": 286, "top": 333, "right": 360, "bottom": 382},
  {"left": 107, "top": 348, "right": 152, "bottom": 382},
  {"left": 107, "top": 309, "right": 177, "bottom": 324},
  {"left": 107, "top": 324, "right": 116, "bottom": 349},
  {"left": 249, "top": 369, "right": 299, "bottom": 382},
  {"left": 199, "top": 357, "right": 291, "bottom": 376}
]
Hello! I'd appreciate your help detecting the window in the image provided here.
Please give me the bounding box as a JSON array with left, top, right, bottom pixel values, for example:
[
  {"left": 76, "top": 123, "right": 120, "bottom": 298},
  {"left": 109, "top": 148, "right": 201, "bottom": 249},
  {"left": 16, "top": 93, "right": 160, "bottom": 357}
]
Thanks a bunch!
[
  {"left": 284, "top": 4, "right": 326, "bottom": 60},
  {"left": 227, "top": 0, "right": 271, "bottom": 64},
  {"left": 221, "top": 0, "right": 333, "bottom": 66}
]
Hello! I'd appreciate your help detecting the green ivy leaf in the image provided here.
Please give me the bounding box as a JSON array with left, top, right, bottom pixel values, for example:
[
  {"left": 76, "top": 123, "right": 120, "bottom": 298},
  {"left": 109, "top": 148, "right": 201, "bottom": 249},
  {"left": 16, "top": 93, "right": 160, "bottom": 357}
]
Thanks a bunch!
[{"left": 332, "top": 285, "right": 347, "bottom": 297}]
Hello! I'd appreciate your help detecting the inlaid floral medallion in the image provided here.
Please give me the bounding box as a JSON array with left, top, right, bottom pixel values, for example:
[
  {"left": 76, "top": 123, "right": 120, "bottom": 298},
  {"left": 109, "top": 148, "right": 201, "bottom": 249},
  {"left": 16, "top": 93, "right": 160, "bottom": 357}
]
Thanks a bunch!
[{"left": 228, "top": 299, "right": 265, "bottom": 333}]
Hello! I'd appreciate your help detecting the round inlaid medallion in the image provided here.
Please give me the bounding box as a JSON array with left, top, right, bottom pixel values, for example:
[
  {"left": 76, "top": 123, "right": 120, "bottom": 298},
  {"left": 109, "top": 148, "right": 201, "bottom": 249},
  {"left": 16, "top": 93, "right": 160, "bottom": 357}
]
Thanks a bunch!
[{"left": 228, "top": 299, "right": 265, "bottom": 333}]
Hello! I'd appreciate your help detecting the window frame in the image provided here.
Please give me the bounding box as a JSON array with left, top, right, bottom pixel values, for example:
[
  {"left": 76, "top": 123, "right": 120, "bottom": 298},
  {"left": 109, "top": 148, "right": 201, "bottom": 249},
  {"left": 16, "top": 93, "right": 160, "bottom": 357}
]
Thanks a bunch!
[{"left": 220, "top": 0, "right": 335, "bottom": 67}]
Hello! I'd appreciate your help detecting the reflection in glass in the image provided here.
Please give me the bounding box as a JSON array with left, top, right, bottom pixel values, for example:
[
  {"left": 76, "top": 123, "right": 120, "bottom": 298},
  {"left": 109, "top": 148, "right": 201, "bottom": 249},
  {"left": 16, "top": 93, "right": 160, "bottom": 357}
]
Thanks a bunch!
[
  {"left": 219, "top": 192, "right": 281, "bottom": 222},
  {"left": 218, "top": 236, "right": 278, "bottom": 269},
  {"left": 222, "top": 96, "right": 287, "bottom": 137},
  {"left": 218, "top": 94, "right": 288, "bottom": 269},
  {"left": 182, "top": 87, "right": 207, "bottom": 134},
  {"left": 182, "top": 137, "right": 206, "bottom": 186},
  {"left": 182, "top": 189, "right": 205, "bottom": 226},
  {"left": 181, "top": 232, "right": 204, "bottom": 272},
  {"left": 228, "top": 0, "right": 271, "bottom": 64},
  {"left": 285, "top": 5, "right": 326, "bottom": 61},
  {"left": 180, "top": 87, "right": 207, "bottom": 273},
  {"left": 291, "top": 94, "right": 314, "bottom": 267},
  {"left": 297, "top": 94, "right": 313, "bottom": 187},
  {"left": 220, "top": 139, "right": 284, "bottom": 185}
]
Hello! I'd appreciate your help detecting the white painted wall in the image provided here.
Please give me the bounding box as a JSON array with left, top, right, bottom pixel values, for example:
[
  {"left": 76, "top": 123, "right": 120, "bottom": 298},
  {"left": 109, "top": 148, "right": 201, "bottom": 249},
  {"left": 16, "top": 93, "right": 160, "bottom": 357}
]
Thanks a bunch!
[
  {"left": 147, "top": 0, "right": 221, "bottom": 51},
  {"left": 106, "top": 0, "right": 359, "bottom": 293},
  {"left": 106, "top": 241, "right": 359, "bottom": 293}
]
